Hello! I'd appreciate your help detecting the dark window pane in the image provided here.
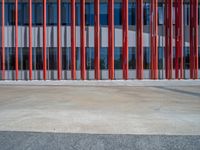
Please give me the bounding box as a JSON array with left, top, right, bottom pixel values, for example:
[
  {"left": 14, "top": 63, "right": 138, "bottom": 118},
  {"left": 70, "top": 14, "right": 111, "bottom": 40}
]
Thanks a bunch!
[
  {"left": 184, "top": 47, "right": 190, "bottom": 69},
  {"left": 61, "top": 3, "right": 71, "bottom": 25},
  {"left": 5, "top": 48, "right": 15, "bottom": 70},
  {"left": 143, "top": 3, "right": 150, "bottom": 25},
  {"left": 158, "top": 3, "right": 164, "bottom": 25},
  {"left": 158, "top": 47, "right": 164, "bottom": 69},
  {"left": 47, "top": 3, "right": 57, "bottom": 25},
  {"left": 47, "top": 48, "right": 57, "bottom": 70},
  {"left": 76, "top": 3, "right": 80, "bottom": 25},
  {"left": 32, "top": 3, "right": 42, "bottom": 25},
  {"left": 62, "top": 48, "right": 71, "bottom": 70},
  {"left": 100, "top": 48, "right": 108, "bottom": 69},
  {"left": 100, "top": 3, "right": 108, "bottom": 25},
  {"left": 76, "top": 48, "right": 80, "bottom": 70},
  {"left": 5, "top": 3, "right": 15, "bottom": 25},
  {"left": 86, "top": 47, "right": 94, "bottom": 70},
  {"left": 114, "top": 47, "right": 122, "bottom": 69},
  {"left": 129, "top": 3, "right": 136, "bottom": 25},
  {"left": 19, "top": 48, "right": 29, "bottom": 70},
  {"left": 144, "top": 47, "right": 150, "bottom": 69},
  {"left": 114, "top": 3, "right": 122, "bottom": 25},
  {"left": 129, "top": 47, "right": 136, "bottom": 69},
  {"left": 86, "top": 3, "right": 94, "bottom": 25}
]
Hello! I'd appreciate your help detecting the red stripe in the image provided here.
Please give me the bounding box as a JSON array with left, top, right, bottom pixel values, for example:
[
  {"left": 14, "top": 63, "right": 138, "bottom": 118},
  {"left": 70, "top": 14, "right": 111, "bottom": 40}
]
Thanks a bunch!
[
  {"left": 94, "top": 0, "right": 100, "bottom": 80},
  {"left": 108, "top": 0, "right": 114, "bottom": 80},
  {"left": 1, "top": 0, "right": 5, "bottom": 80},
  {"left": 136, "top": 0, "right": 143, "bottom": 80},
  {"left": 57, "top": 0, "right": 61, "bottom": 80},
  {"left": 80, "top": 0, "right": 86, "bottom": 80},
  {"left": 29, "top": 0, "right": 32, "bottom": 80},
  {"left": 15, "top": 0, "right": 18, "bottom": 80},
  {"left": 71, "top": 0, "right": 76, "bottom": 80},
  {"left": 150, "top": 0, "right": 158, "bottom": 79},
  {"left": 43, "top": 0, "right": 47, "bottom": 80}
]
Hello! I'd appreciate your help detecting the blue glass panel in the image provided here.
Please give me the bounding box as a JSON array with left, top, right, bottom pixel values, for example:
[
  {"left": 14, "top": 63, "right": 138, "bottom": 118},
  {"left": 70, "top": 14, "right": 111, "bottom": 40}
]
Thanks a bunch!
[
  {"left": 129, "top": 3, "right": 136, "bottom": 25},
  {"left": 144, "top": 47, "right": 150, "bottom": 69},
  {"left": 47, "top": 3, "right": 57, "bottom": 25},
  {"left": 114, "top": 47, "right": 122, "bottom": 69},
  {"left": 32, "top": 3, "right": 42, "bottom": 25},
  {"left": 144, "top": 3, "right": 150, "bottom": 25},
  {"left": 129, "top": 47, "right": 136, "bottom": 69},
  {"left": 61, "top": 3, "right": 71, "bottom": 25},
  {"left": 100, "top": 48, "right": 108, "bottom": 69},
  {"left": 76, "top": 3, "right": 80, "bottom": 25},
  {"left": 100, "top": 3, "right": 108, "bottom": 25},
  {"left": 158, "top": 4, "right": 164, "bottom": 25},
  {"left": 86, "top": 3, "right": 94, "bottom": 25},
  {"left": 114, "top": 3, "right": 122, "bottom": 25},
  {"left": 5, "top": 3, "right": 15, "bottom": 25},
  {"left": 86, "top": 47, "right": 94, "bottom": 69}
]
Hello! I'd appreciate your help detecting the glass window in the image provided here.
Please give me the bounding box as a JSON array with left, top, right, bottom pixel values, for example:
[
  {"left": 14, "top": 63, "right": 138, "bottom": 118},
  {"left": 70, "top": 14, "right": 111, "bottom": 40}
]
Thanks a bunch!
[
  {"left": 76, "top": 3, "right": 80, "bottom": 25},
  {"left": 114, "top": 3, "right": 122, "bottom": 25},
  {"left": 33, "top": 48, "right": 43, "bottom": 70},
  {"left": 100, "top": 3, "right": 108, "bottom": 25},
  {"left": 18, "top": 48, "right": 29, "bottom": 70},
  {"left": 144, "top": 47, "right": 150, "bottom": 69},
  {"left": 47, "top": 48, "right": 57, "bottom": 70},
  {"left": 198, "top": 4, "right": 200, "bottom": 25},
  {"left": 18, "top": 3, "right": 28, "bottom": 25},
  {"left": 76, "top": 48, "right": 80, "bottom": 70},
  {"left": 114, "top": 47, "right": 122, "bottom": 69},
  {"left": 5, "top": 48, "right": 15, "bottom": 70},
  {"left": 0, "top": 3, "right": 2, "bottom": 25},
  {"left": 47, "top": 3, "right": 57, "bottom": 25},
  {"left": 129, "top": 3, "right": 136, "bottom": 25},
  {"left": 5, "top": 3, "right": 15, "bottom": 25},
  {"left": 143, "top": 3, "right": 150, "bottom": 25},
  {"left": 61, "top": 3, "right": 71, "bottom": 25},
  {"left": 32, "top": 3, "right": 42, "bottom": 25},
  {"left": 62, "top": 48, "right": 71, "bottom": 70},
  {"left": 158, "top": 3, "right": 164, "bottom": 25},
  {"left": 100, "top": 48, "right": 108, "bottom": 69},
  {"left": 184, "top": 47, "right": 190, "bottom": 69},
  {"left": 86, "top": 47, "right": 94, "bottom": 70},
  {"left": 129, "top": 47, "right": 136, "bottom": 69},
  {"left": 0, "top": 48, "right": 2, "bottom": 71},
  {"left": 158, "top": 47, "right": 164, "bottom": 69},
  {"left": 184, "top": 3, "right": 190, "bottom": 26},
  {"left": 86, "top": 3, "right": 94, "bottom": 25}
]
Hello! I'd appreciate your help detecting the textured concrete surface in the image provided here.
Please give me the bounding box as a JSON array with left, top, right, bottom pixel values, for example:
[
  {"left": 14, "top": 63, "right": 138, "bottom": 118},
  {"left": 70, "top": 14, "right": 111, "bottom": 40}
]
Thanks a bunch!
[
  {"left": 0, "top": 83, "right": 199, "bottom": 135},
  {"left": 0, "top": 131, "right": 200, "bottom": 150}
]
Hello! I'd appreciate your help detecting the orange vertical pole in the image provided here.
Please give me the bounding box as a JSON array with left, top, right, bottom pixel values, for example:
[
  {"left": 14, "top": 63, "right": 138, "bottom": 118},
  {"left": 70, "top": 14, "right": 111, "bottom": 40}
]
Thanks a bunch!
[
  {"left": 71, "top": 0, "right": 76, "bottom": 80},
  {"left": 136, "top": 0, "right": 143, "bottom": 80},
  {"left": 175, "top": 0, "right": 183, "bottom": 79},
  {"left": 150, "top": 0, "right": 158, "bottom": 79},
  {"left": 165, "top": 0, "right": 172, "bottom": 79},
  {"left": 15, "top": 0, "right": 18, "bottom": 80},
  {"left": 108, "top": 0, "right": 114, "bottom": 80},
  {"left": 1, "top": 0, "right": 5, "bottom": 80},
  {"left": 43, "top": 0, "right": 47, "bottom": 80},
  {"left": 29, "top": 0, "right": 32, "bottom": 80},
  {"left": 94, "top": 0, "right": 100, "bottom": 80},
  {"left": 57, "top": 0, "right": 61, "bottom": 80},
  {"left": 80, "top": 0, "right": 86, "bottom": 80}
]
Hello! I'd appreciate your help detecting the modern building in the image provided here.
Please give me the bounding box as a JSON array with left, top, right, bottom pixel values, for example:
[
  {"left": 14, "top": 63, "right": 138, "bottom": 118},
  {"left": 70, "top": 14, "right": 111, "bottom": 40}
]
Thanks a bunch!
[{"left": 0, "top": 0, "right": 199, "bottom": 80}]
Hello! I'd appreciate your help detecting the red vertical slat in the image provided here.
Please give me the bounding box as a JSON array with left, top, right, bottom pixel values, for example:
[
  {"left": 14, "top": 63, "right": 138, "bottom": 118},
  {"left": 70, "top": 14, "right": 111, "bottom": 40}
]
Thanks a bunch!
[
  {"left": 71, "top": 0, "right": 76, "bottom": 80},
  {"left": 165, "top": 0, "right": 172, "bottom": 79},
  {"left": 1, "top": 0, "right": 5, "bottom": 80},
  {"left": 194, "top": 0, "right": 198, "bottom": 79},
  {"left": 150, "top": 0, "right": 158, "bottom": 79},
  {"left": 94, "top": 0, "right": 100, "bottom": 80},
  {"left": 15, "top": 0, "right": 18, "bottom": 80},
  {"left": 108, "top": 0, "right": 114, "bottom": 80},
  {"left": 122, "top": 0, "right": 128, "bottom": 80},
  {"left": 80, "top": 0, "right": 86, "bottom": 80},
  {"left": 190, "top": 0, "right": 198, "bottom": 79},
  {"left": 175, "top": 0, "right": 183, "bottom": 79},
  {"left": 29, "top": 0, "right": 32, "bottom": 80},
  {"left": 136, "top": 0, "right": 143, "bottom": 80},
  {"left": 43, "top": 0, "right": 47, "bottom": 80},
  {"left": 57, "top": 0, "right": 61, "bottom": 80}
]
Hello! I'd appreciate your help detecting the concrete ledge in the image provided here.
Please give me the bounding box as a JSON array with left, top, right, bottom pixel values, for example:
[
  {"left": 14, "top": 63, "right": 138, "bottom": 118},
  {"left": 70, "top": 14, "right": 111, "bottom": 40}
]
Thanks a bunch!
[
  {"left": 0, "top": 80, "right": 200, "bottom": 87},
  {"left": 0, "top": 131, "right": 199, "bottom": 150}
]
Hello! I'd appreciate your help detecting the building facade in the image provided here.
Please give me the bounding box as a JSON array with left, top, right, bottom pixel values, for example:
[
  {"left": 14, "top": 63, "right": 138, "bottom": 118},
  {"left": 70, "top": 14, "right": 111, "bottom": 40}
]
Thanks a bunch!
[{"left": 0, "top": 0, "right": 199, "bottom": 80}]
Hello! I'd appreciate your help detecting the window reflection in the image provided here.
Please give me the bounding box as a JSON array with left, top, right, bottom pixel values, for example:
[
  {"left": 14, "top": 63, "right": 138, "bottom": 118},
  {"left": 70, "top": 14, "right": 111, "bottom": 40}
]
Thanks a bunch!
[
  {"left": 100, "top": 3, "right": 108, "bottom": 25},
  {"left": 114, "top": 3, "right": 122, "bottom": 26},
  {"left": 143, "top": 3, "right": 150, "bottom": 25},
  {"left": 86, "top": 3, "right": 94, "bottom": 26}
]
